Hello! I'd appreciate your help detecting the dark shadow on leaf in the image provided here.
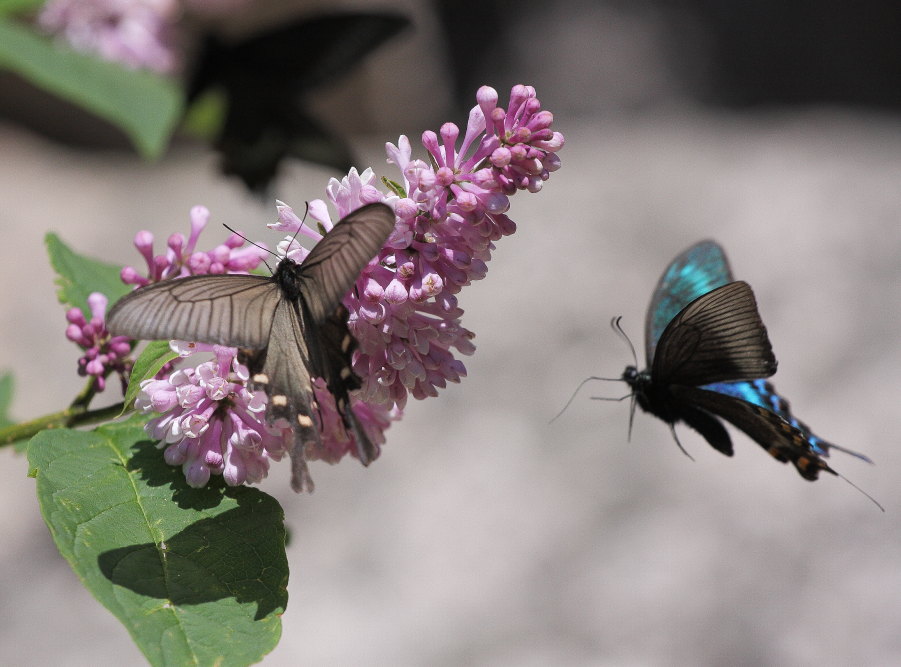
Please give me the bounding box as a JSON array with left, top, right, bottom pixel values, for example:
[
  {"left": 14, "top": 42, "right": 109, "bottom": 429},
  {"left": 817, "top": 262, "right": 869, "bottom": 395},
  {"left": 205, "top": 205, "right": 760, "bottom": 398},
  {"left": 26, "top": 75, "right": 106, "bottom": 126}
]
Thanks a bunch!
[
  {"left": 97, "top": 489, "right": 288, "bottom": 621},
  {"left": 124, "top": 436, "right": 231, "bottom": 511}
]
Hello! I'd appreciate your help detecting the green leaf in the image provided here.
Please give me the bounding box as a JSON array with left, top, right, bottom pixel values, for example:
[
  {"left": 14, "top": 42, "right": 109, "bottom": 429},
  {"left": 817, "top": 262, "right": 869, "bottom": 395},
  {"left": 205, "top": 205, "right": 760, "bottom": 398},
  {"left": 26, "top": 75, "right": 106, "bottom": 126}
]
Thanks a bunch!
[
  {"left": 0, "top": 372, "right": 13, "bottom": 429},
  {"left": 0, "top": 0, "right": 44, "bottom": 15},
  {"left": 28, "top": 418, "right": 288, "bottom": 666},
  {"left": 382, "top": 177, "right": 407, "bottom": 198},
  {"left": 0, "top": 19, "right": 182, "bottom": 158},
  {"left": 122, "top": 341, "right": 179, "bottom": 413},
  {"left": 45, "top": 232, "right": 129, "bottom": 316},
  {"left": 181, "top": 88, "right": 226, "bottom": 142}
]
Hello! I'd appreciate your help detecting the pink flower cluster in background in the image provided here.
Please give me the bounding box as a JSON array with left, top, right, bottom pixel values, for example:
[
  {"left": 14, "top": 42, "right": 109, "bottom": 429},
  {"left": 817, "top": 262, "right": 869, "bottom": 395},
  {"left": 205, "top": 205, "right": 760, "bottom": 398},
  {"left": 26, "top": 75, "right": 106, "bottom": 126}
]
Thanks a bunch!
[{"left": 38, "top": 0, "right": 248, "bottom": 73}]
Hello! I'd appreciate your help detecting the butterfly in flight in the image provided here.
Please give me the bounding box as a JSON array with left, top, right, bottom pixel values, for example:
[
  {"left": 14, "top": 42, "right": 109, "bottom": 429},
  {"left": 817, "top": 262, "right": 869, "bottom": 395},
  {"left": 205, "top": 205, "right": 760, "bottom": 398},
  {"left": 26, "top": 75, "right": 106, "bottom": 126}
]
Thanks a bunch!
[
  {"left": 187, "top": 12, "right": 410, "bottom": 193},
  {"left": 107, "top": 202, "right": 396, "bottom": 492},
  {"left": 613, "top": 240, "right": 878, "bottom": 503}
]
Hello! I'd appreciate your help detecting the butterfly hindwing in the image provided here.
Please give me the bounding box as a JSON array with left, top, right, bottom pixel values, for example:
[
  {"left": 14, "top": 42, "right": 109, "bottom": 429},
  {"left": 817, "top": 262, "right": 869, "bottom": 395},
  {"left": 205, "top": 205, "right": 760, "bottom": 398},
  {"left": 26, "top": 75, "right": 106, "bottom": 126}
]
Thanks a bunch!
[
  {"left": 318, "top": 306, "right": 378, "bottom": 465},
  {"left": 242, "top": 297, "right": 318, "bottom": 492},
  {"left": 645, "top": 239, "right": 733, "bottom": 362},
  {"left": 651, "top": 281, "right": 777, "bottom": 386},
  {"left": 670, "top": 385, "right": 837, "bottom": 480},
  {"left": 701, "top": 379, "right": 873, "bottom": 463}
]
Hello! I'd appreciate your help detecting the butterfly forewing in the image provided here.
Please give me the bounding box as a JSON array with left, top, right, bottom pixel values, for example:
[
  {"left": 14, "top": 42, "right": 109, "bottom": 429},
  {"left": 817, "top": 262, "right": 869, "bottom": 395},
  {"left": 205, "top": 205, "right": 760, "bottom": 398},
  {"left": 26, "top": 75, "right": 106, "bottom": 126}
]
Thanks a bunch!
[
  {"left": 298, "top": 202, "right": 396, "bottom": 323},
  {"left": 645, "top": 240, "right": 733, "bottom": 363},
  {"left": 651, "top": 281, "right": 776, "bottom": 387},
  {"left": 107, "top": 274, "right": 280, "bottom": 348}
]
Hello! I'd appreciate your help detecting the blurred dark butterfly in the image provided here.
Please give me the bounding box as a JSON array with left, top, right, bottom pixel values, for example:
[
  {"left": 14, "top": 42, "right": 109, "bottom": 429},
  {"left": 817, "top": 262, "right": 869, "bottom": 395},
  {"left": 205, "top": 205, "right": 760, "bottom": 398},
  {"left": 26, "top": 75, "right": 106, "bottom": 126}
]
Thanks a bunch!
[
  {"left": 621, "top": 240, "right": 876, "bottom": 488},
  {"left": 107, "top": 203, "right": 396, "bottom": 492},
  {"left": 188, "top": 12, "right": 411, "bottom": 193}
]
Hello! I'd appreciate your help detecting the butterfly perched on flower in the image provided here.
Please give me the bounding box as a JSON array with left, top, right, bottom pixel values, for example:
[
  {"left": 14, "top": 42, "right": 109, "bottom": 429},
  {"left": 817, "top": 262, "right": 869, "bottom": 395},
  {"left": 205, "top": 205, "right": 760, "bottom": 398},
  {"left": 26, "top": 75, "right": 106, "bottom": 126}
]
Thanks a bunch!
[
  {"left": 621, "top": 239, "right": 874, "bottom": 484},
  {"left": 107, "top": 203, "right": 396, "bottom": 492}
]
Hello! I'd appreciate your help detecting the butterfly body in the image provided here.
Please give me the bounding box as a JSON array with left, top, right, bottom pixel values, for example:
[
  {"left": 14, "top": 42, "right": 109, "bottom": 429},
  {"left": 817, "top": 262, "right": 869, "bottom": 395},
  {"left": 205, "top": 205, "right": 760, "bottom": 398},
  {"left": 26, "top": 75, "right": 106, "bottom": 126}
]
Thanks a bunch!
[
  {"left": 108, "top": 203, "right": 396, "bottom": 491},
  {"left": 624, "top": 240, "right": 869, "bottom": 480}
]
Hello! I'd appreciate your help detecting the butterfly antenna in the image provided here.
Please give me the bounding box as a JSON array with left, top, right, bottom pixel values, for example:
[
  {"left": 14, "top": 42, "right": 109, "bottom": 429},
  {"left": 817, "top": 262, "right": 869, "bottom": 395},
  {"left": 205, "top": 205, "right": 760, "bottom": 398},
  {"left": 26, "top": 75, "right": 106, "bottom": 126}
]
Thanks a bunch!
[
  {"left": 550, "top": 375, "right": 625, "bottom": 423},
  {"left": 287, "top": 201, "right": 312, "bottom": 247},
  {"left": 610, "top": 316, "right": 638, "bottom": 369},
  {"left": 835, "top": 472, "right": 885, "bottom": 512},
  {"left": 668, "top": 424, "right": 695, "bottom": 461},
  {"left": 222, "top": 224, "right": 276, "bottom": 273}
]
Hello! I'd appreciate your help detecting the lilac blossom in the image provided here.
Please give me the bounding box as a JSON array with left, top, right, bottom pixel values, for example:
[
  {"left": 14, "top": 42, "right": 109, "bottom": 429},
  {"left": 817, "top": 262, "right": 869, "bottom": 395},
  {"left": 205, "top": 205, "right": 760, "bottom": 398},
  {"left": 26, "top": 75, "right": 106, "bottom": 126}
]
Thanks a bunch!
[
  {"left": 66, "top": 292, "right": 132, "bottom": 392},
  {"left": 37, "top": 0, "right": 251, "bottom": 74},
  {"left": 274, "top": 85, "right": 564, "bottom": 410},
  {"left": 121, "top": 83, "right": 562, "bottom": 490},
  {"left": 120, "top": 204, "right": 268, "bottom": 287},
  {"left": 137, "top": 342, "right": 289, "bottom": 487},
  {"left": 38, "top": 0, "right": 180, "bottom": 74}
]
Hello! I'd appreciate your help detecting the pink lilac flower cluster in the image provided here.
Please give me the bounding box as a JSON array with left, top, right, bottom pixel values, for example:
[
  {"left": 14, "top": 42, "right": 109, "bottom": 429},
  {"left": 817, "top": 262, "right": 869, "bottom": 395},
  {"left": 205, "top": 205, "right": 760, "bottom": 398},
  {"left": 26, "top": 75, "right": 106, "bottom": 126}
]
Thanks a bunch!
[
  {"left": 137, "top": 342, "right": 289, "bottom": 487},
  {"left": 120, "top": 204, "right": 268, "bottom": 286},
  {"left": 275, "top": 85, "right": 564, "bottom": 411},
  {"left": 37, "top": 0, "right": 249, "bottom": 74},
  {"left": 38, "top": 0, "right": 180, "bottom": 73},
  {"left": 118, "top": 84, "right": 562, "bottom": 490},
  {"left": 65, "top": 292, "right": 132, "bottom": 392}
]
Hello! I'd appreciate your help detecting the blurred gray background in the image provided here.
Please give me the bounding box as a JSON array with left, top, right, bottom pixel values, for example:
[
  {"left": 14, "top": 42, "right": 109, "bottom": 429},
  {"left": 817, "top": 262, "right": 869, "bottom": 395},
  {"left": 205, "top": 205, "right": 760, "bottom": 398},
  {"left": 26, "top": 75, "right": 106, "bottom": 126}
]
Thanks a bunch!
[{"left": 2, "top": 0, "right": 901, "bottom": 664}]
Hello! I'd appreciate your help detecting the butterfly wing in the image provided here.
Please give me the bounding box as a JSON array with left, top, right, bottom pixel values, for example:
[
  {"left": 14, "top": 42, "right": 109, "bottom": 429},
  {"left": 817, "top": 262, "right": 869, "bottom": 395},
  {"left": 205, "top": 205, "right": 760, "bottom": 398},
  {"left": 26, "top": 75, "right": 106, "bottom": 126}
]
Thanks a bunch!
[
  {"left": 700, "top": 379, "right": 872, "bottom": 463},
  {"left": 670, "top": 385, "right": 839, "bottom": 480},
  {"left": 240, "top": 297, "right": 319, "bottom": 492},
  {"left": 297, "top": 202, "right": 396, "bottom": 323},
  {"left": 645, "top": 240, "right": 733, "bottom": 364},
  {"left": 187, "top": 13, "right": 410, "bottom": 192},
  {"left": 651, "top": 281, "right": 777, "bottom": 387},
  {"left": 317, "top": 306, "right": 378, "bottom": 465},
  {"left": 106, "top": 274, "right": 280, "bottom": 348}
]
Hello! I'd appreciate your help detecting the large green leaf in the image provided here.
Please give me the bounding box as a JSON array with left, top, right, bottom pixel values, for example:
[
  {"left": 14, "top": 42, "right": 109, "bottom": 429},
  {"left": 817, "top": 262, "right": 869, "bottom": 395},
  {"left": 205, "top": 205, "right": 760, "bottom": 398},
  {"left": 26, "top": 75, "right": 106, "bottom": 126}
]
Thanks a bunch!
[
  {"left": 28, "top": 418, "right": 288, "bottom": 666},
  {"left": 0, "top": 18, "right": 182, "bottom": 158},
  {"left": 46, "top": 232, "right": 130, "bottom": 316}
]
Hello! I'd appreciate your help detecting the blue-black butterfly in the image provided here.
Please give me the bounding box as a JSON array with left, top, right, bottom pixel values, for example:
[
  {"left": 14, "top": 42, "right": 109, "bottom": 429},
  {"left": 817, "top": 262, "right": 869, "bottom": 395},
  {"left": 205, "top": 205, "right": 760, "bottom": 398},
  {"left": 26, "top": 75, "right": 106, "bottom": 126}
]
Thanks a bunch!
[{"left": 618, "top": 240, "right": 877, "bottom": 496}]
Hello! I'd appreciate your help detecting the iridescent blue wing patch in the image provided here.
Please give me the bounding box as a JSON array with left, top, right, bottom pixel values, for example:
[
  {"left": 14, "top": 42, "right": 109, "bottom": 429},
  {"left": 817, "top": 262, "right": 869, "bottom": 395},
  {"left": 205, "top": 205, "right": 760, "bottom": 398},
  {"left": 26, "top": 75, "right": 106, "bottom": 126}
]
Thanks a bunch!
[{"left": 645, "top": 240, "right": 732, "bottom": 365}]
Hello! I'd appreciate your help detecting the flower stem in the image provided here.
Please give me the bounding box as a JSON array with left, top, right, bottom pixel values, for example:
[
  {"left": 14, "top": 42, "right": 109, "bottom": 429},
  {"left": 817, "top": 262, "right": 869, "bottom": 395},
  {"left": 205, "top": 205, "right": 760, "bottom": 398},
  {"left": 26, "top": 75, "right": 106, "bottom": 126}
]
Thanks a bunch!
[
  {"left": 0, "top": 377, "right": 130, "bottom": 448},
  {"left": 0, "top": 403, "right": 128, "bottom": 448}
]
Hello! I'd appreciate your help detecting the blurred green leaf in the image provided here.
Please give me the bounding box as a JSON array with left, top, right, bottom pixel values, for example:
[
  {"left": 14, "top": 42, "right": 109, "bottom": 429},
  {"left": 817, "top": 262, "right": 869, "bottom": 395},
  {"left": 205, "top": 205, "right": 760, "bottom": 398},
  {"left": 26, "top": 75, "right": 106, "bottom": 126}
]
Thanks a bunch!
[
  {"left": 181, "top": 88, "right": 226, "bottom": 142},
  {"left": 0, "top": 18, "right": 182, "bottom": 158},
  {"left": 0, "top": 0, "right": 44, "bottom": 15},
  {"left": 0, "top": 372, "right": 13, "bottom": 429},
  {"left": 122, "top": 341, "right": 178, "bottom": 413},
  {"left": 28, "top": 418, "right": 288, "bottom": 666},
  {"left": 45, "top": 232, "right": 128, "bottom": 316}
]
